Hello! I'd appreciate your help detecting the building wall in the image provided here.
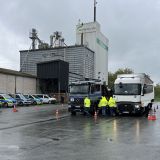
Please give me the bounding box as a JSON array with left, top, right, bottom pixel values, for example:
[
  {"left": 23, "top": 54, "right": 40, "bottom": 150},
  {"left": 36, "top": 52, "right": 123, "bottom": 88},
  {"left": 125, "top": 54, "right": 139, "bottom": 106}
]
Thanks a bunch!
[
  {"left": 20, "top": 46, "right": 94, "bottom": 83},
  {"left": 65, "top": 47, "right": 94, "bottom": 79},
  {"left": 69, "top": 72, "right": 83, "bottom": 82},
  {"left": 0, "top": 73, "right": 36, "bottom": 94},
  {"left": 37, "top": 60, "right": 69, "bottom": 93},
  {"left": 16, "top": 76, "right": 36, "bottom": 94},
  {"left": 76, "top": 21, "right": 108, "bottom": 84}
]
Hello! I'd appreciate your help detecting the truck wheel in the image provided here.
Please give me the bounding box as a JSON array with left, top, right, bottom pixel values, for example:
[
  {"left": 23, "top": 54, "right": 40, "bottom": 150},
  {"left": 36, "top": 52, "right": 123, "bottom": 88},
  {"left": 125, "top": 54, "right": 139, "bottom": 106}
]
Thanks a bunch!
[
  {"left": 71, "top": 111, "right": 76, "bottom": 116},
  {"left": 136, "top": 108, "right": 144, "bottom": 116}
]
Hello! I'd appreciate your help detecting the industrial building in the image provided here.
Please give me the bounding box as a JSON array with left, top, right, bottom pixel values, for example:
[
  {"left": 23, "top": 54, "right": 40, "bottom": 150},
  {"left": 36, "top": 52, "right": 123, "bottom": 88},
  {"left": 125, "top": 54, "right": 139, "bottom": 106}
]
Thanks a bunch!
[
  {"left": 0, "top": 68, "right": 36, "bottom": 94},
  {"left": 0, "top": 2, "right": 109, "bottom": 96},
  {"left": 19, "top": 1, "right": 108, "bottom": 94},
  {"left": 20, "top": 45, "right": 95, "bottom": 83},
  {"left": 20, "top": 21, "right": 108, "bottom": 83}
]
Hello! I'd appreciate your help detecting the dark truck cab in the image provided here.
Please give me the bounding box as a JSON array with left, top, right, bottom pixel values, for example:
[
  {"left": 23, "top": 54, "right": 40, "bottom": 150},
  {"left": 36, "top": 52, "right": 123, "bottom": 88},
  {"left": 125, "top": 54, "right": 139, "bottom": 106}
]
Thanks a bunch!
[{"left": 68, "top": 80, "right": 110, "bottom": 115}]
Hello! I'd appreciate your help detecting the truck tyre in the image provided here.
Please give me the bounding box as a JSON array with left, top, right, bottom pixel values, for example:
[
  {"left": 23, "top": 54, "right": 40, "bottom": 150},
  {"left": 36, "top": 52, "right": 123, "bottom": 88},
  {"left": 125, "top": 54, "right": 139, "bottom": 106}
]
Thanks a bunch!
[
  {"left": 135, "top": 107, "right": 144, "bottom": 116},
  {"left": 71, "top": 111, "right": 76, "bottom": 116}
]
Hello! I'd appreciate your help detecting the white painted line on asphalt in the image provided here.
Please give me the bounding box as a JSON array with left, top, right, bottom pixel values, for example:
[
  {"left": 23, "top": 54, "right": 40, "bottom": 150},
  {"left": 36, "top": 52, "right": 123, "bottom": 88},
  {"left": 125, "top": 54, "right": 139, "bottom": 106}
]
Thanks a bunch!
[{"left": 0, "top": 145, "right": 20, "bottom": 150}]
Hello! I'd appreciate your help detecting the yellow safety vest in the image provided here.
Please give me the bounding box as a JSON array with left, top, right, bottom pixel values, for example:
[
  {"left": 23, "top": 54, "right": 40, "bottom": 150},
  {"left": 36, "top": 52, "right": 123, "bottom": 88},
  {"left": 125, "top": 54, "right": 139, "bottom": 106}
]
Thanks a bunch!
[
  {"left": 84, "top": 97, "right": 91, "bottom": 108},
  {"left": 98, "top": 97, "right": 108, "bottom": 108},
  {"left": 108, "top": 97, "right": 116, "bottom": 108}
]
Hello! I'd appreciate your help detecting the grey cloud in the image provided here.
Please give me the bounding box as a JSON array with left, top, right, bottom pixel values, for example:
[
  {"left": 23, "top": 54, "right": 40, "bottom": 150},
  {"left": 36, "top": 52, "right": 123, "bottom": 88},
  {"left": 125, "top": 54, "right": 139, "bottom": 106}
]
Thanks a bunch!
[{"left": 0, "top": 0, "right": 160, "bottom": 83}]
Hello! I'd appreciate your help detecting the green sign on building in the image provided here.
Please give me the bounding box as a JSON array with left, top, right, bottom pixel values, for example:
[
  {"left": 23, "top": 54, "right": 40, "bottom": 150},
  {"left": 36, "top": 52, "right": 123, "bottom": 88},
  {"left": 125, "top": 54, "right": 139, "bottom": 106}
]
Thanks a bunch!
[{"left": 96, "top": 38, "right": 108, "bottom": 51}]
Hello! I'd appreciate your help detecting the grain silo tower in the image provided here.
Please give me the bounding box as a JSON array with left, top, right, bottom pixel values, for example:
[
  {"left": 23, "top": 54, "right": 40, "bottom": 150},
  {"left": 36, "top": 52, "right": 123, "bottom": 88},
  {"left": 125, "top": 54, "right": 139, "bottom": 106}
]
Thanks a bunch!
[{"left": 76, "top": 0, "right": 109, "bottom": 84}]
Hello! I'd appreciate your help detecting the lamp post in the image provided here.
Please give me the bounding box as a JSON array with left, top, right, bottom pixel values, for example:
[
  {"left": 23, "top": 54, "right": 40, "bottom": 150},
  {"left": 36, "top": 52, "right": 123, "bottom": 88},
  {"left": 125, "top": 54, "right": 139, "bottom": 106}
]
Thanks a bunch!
[
  {"left": 14, "top": 76, "right": 17, "bottom": 95},
  {"left": 94, "top": 0, "right": 97, "bottom": 22}
]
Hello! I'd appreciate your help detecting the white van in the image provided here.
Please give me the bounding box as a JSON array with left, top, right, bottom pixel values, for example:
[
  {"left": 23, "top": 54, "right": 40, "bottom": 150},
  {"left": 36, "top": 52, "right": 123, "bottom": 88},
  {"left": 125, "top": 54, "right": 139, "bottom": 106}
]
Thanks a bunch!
[{"left": 33, "top": 94, "right": 56, "bottom": 104}]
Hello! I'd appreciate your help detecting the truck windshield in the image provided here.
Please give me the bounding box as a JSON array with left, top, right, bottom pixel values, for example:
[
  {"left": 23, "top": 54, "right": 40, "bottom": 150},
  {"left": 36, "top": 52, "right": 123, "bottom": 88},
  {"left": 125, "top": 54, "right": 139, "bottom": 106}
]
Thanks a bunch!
[
  {"left": 70, "top": 85, "right": 89, "bottom": 94},
  {"left": 114, "top": 83, "right": 141, "bottom": 95}
]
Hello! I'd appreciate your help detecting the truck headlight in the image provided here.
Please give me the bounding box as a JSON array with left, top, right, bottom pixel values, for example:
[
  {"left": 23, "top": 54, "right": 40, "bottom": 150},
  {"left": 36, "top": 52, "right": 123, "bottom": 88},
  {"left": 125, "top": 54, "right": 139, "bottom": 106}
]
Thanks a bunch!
[
  {"left": 135, "top": 105, "right": 140, "bottom": 109},
  {"left": 70, "top": 98, "right": 74, "bottom": 102}
]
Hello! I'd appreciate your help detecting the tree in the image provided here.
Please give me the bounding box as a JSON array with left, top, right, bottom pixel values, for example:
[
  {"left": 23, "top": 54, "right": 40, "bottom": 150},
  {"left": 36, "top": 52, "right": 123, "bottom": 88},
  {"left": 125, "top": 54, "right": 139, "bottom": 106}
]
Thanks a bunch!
[
  {"left": 108, "top": 68, "right": 134, "bottom": 88},
  {"left": 154, "top": 84, "right": 160, "bottom": 101}
]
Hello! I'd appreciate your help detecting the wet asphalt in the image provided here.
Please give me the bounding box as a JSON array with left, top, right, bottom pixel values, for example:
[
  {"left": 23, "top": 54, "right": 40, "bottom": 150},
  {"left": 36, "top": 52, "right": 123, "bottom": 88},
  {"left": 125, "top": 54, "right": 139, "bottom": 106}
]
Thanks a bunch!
[{"left": 0, "top": 103, "right": 160, "bottom": 160}]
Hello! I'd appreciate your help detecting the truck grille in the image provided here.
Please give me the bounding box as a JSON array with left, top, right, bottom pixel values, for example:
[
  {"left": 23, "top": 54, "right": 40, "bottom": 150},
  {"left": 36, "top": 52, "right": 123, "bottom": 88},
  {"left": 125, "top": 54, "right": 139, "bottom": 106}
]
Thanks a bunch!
[
  {"left": 72, "top": 98, "right": 84, "bottom": 105},
  {"left": 117, "top": 103, "right": 134, "bottom": 113}
]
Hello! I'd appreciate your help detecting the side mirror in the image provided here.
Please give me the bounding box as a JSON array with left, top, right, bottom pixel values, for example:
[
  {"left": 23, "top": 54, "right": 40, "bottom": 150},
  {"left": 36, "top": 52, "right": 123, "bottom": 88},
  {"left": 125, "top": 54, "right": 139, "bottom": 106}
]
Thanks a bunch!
[{"left": 142, "top": 86, "right": 146, "bottom": 96}]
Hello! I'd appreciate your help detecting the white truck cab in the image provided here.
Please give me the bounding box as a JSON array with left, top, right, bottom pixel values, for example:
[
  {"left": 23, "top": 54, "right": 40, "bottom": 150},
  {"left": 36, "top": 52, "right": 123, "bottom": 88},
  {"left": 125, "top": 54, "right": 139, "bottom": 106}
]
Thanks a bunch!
[{"left": 113, "top": 73, "right": 154, "bottom": 115}]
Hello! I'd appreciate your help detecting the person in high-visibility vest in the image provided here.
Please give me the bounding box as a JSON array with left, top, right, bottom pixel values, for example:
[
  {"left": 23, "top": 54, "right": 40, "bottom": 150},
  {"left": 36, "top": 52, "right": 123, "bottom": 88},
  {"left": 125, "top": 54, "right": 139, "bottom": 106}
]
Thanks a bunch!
[
  {"left": 108, "top": 96, "right": 116, "bottom": 116},
  {"left": 98, "top": 96, "right": 108, "bottom": 116},
  {"left": 84, "top": 97, "right": 91, "bottom": 116}
]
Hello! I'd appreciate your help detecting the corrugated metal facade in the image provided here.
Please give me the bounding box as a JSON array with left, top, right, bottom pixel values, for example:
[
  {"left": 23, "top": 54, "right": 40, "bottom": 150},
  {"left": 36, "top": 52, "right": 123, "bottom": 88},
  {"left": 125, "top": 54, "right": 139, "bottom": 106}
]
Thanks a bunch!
[{"left": 20, "top": 45, "right": 94, "bottom": 83}]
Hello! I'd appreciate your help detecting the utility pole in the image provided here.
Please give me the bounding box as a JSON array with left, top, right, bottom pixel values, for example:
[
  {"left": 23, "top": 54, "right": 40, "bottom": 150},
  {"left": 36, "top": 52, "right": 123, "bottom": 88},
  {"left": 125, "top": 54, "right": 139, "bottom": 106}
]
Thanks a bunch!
[
  {"left": 58, "top": 61, "right": 61, "bottom": 103},
  {"left": 14, "top": 76, "right": 17, "bottom": 98},
  {"left": 94, "top": 0, "right": 97, "bottom": 22}
]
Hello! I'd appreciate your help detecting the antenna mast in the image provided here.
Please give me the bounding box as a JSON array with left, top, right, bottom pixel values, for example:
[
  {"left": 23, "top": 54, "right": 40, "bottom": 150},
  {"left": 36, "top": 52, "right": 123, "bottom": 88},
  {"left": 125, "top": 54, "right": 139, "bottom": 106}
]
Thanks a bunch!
[{"left": 94, "top": 0, "right": 97, "bottom": 22}]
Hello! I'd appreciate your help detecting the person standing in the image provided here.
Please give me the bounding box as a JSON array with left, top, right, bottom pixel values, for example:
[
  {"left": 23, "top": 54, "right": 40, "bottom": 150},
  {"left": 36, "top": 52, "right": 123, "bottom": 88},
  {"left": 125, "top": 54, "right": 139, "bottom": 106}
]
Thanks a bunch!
[
  {"left": 98, "top": 96, "right": 108, "bottom": 116},
  {"left": 108, "top": 96, "right": 116, "bottom": 116},
  {"left": 145, "top": 102, "right": 153, "bottom": 117},
  {"left": 84, "top": 96, "right": 91, "bottom": 116}
]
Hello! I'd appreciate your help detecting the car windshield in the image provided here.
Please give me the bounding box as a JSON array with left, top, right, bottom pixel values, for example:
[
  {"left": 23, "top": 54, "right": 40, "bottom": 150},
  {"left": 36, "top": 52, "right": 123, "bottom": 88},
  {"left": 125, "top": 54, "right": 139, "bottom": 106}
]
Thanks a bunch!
[
  {"left": 32, "top": 95, "right": 39, "bottom": 99},
  {"left": 70, "top": 84, "right": 89, "bottom": 94},
  {"left": 20, "top": 94, "right": 27, "bottom": 99},
  {"left": 114, "top": 83, "right": 141, "bottom": 95},
  {"left": 36, "top": 95, "right": 43, "bottom": 98},
  {"left": 3, "top": 94, "right": 12, "bottom": 99},
  {"left": 23, "top": 95, "right": 28, "bottom": 98}
]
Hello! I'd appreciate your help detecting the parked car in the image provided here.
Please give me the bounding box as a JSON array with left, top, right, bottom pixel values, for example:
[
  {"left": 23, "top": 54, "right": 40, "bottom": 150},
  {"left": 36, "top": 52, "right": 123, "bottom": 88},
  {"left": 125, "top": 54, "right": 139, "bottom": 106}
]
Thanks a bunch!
[
  {"left": 0, "top": 101, "right": 2, "bottom": 107},
  {"left": 0, "top": 94, "right": 17, "bottom": 107},
  {"left": 33, "top": 94, "right": 57, "bottom": 104},
  {"left": 15, "top": 94, "right": 32, "bottom": 106},
  {"left": 24, "top": 94, "right": 43, "bottom": 105},
  {"left": 48, "top": 95, "right": 57, "bottom": 104}
]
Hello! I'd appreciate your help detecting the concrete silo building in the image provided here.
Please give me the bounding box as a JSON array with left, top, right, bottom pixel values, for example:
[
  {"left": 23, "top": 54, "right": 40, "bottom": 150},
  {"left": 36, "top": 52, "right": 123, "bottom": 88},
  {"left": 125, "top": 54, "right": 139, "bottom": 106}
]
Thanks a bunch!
[{"left": 76, "top": 21, "right": 109, "bottom": 84}]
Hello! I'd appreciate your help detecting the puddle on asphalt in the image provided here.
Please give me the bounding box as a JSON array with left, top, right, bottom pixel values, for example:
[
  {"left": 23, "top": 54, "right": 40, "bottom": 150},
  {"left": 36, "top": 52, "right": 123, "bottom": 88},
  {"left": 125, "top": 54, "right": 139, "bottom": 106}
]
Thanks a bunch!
[{"left": 51, "top": 138, "right": 60, "bottom": 141}]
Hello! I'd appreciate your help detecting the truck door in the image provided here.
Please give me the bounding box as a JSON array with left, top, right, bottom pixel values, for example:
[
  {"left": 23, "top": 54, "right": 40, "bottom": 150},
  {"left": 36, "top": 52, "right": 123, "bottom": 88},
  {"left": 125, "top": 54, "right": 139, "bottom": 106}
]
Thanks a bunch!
[
  {"left": 90, "top": 84, "right": 101, "bottom": 100},
  {"left": 101, "top": 85, "right": 111, "bottom": 98}
]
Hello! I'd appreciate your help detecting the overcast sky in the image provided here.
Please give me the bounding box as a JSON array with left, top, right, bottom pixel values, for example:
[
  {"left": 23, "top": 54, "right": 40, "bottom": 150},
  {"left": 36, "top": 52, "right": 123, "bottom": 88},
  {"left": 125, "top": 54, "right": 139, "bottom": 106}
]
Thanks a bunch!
[{"left": 0, "top": 0, "right": 160, "bottom": 83}]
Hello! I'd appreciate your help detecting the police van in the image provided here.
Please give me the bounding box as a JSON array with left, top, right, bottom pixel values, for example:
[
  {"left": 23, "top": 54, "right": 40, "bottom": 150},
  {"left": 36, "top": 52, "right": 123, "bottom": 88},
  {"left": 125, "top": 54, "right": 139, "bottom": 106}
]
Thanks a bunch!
[{"left": 68, "top": 80, "right": 110, "bottom": 115}]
